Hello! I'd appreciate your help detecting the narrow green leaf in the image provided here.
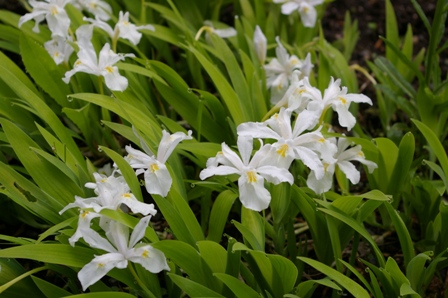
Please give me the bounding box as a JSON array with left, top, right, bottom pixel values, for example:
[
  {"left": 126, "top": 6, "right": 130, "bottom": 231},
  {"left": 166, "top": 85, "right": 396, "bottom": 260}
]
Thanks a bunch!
[
  {"left": 384, "top": 203, "right": 415, "bottom": 267},
  {"left": 65, "top": 293, "right": 137, "bottom": 298},
  {"left": 413, "top": 119, "right": 448, "bottom": 183},
  {"left": 20, "top": 33, "right": 71, "bottom": 107},
  {"left": 31, "top": 276, "right": 72, "bottom": 297},
  {"left": 338, "top": 259, "right": 374, "bottom": 295},
  {"left": 188, "top": 44, "right": 245, "bottom": 125},
  {"left": 168, "top": 274, "right": 224, "bottom": 298},
  {"left": 99, "top": 146, "right": 143, "bottom": 202},
  {"left": 317, "top": 207, "right": 385, "bottom": 267},
  {"left": 207, "top": 190, "right": 238, "bottom": 242},
  {"left": 0, "top": 244, "right": 93, "bottom": 267},
  {"left": 214, "top": 273, "right": 260, "bottom": 298},
  {"left": 298, "top": 257, "right": 370, "bottom": 298}
]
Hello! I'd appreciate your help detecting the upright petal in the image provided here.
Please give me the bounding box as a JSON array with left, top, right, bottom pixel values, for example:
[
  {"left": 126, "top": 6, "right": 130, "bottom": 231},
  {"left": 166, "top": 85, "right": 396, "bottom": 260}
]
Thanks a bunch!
[
  {"left": 129, "top": 215, "right": 153, "bottom": 248},
  {"left": 157, "top": 130, "right": 192, "bottom": 164},
  {"left": 253, "top": 25, "right": 267, "bottom": 64}
]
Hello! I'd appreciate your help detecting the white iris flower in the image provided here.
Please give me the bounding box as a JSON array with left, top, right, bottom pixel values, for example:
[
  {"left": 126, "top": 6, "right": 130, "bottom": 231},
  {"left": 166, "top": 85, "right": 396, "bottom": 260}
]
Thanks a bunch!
[
  {"left": 253, "top": 25, "right": 267, "bottom": 65},
  {"left": 44, "top": 36, "right": 74, "bottom": 65},
  {"left": 83, "top": 11, "right": 155, "bottom": 46},
  {"left": 78, "top": 216, "right": 170, "bottom": 290},
  {"left": 265, "top": 37, "right": 313, "bottom": 104},
  {"left": 273, "top": 0, "right": 324, "bottom": 28},
  {"left": 200, "top": 136, "right": 293, "bottom": 211},
  {"left": 307, "top": 138, "right": 378, "bottom": 194},
  {"left": 125, "top": 130, "right": 193, "bottom": 197},
  {"left": 60, "top": 173, "right": 157, "bottom": 245},
  {"left": 237, "top": 108, "right": 330, "bottom": 177},
  {"left": 62, "top": 38, "right": 135, "bottom": 91},
  {"left": 18, "top": 0, "right": 71, "bottom": 38},
  {"left": 77, "top": 0, "right": 112, "bottom": 21}
]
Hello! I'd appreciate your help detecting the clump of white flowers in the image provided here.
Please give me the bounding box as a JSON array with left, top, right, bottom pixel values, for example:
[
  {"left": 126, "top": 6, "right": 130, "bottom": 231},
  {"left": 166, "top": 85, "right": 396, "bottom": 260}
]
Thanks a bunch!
[
  {"left": 58, "top": 128, "right": 191, "bottom": 290},
  {"left": 19, "top": 0, "right": 155, "bottom": 91}
]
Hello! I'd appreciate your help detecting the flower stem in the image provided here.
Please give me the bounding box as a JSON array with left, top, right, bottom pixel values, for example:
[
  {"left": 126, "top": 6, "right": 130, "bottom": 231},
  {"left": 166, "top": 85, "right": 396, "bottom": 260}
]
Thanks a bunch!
[
  {"left": 0, "top": 265, "right": 49, "bottom": 294},
  {"left": 128, "top": 263, "right": 157, "bottom": 298}
]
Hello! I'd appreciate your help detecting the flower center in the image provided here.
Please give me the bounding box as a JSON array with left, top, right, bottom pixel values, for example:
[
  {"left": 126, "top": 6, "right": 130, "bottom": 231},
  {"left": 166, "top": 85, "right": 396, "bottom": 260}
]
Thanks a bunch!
[
  {"left": 81, "top": 210, "right": 89, "bottom": 218},
  {"left": 122, "top": 193, "right": 132, "bottom": 199},
  {"left": 150, "top": 163, "right": 159, "bottom": 172},
  {"left": 105, "top": 66, "right": 114, "bottom": 73},
  {"left": 357, "top": 151, "right": 365, "bottom": 158},
  {"left": 276, "top": 144, "right": 289, "bottom": 158},
  {"left": 338, "top": 96, "right": 347, "bottom": 104},
  {"left": 141, "top": 249, "right": 149, "bottom": 258},
  {"left": 50, "top": 6, "right": 58, "bottom": 15},
  {"left": 247, "top": 171, "right": 257, "bottom": 183}
]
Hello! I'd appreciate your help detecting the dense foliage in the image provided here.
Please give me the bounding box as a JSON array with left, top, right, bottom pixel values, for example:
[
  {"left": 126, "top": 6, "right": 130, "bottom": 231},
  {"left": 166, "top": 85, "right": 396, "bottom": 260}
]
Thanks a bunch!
[{"left": 0, "top": 0, "right": 447, "bottom": 297}]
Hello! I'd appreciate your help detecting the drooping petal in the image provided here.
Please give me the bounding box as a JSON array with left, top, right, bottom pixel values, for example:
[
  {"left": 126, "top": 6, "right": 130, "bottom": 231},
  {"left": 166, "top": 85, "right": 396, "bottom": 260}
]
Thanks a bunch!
[
  {"left": 281, "top": 2, "right": 300, "bottom": 15},
  {"left": 213, "top": 27, "right": 237, "bottom": 38},
  {"left": 333, "top": 103, "right": 357, "bottom": 130},
  {"left": 237, "top": 122, "right": 282, "bottom": 140},
  {"left": 306, "top": 167, "right": 334, "bottom": 194},
  {"left": 144, "top": 162, "right": 172, "bottom": 197},
  {"left": 299, "top": 2, "right": 318, "bottom": 28},
  {"left": 69, "top": 210, "right": 101, "bottom": 246},
  {"left": 337, "top": 160, "right": 360, "bottom": 184},
  {"left": 199, "top": 165, "right": 241, "bottom": 180},
  {"left": 102, "top": 66, "right": 129, "bottom": 91},
  {"left": 78, "top": 252, "right": 126, "bottom": 291},
  {"left": 293, "top": 146, "right": 324, "bottom": 179},
  {"left": 127, "top": 245, "right": 170, "bottom": 273},
  {"left": 238, "top": 172, "right": 271, "bottom": 211},
  {"left": 118, "top": 193, "right": 157, "bottom": 216},
  {"left": 257, "top": 165, "right": 294, "bottom": 185}
]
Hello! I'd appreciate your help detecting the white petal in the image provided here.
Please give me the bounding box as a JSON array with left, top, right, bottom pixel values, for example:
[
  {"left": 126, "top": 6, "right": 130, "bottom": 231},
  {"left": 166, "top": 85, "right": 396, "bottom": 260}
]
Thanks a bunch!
[
  {"left": 129, "top": 215, "right": 152, "bottom": 248},
  {"left": 127, "top": 245, "right": 170, "bottom": 273},
  {"left": 334, "top": 103, "right": 357, "bottom": 130},
  {"left": 293, "top": 146, "right": 324, "bottom": 179},
  {"left": 119, "top": 194, "right": 157, "bottom": 216},
  {"left": 237, "top": 136, "right": 253, "bottom": 166},
  {"left": 213, "top": 27, "right": 237, "bottom": 38},
  {"left": 281, "top": 2, "right": 300, "bottom": 15},
  {"left": 337, "top": 160, "right": 360, "bottom": 184},
  {"left": 238, "top": 174, "right": 271, "bottom": 211},
  {"left": 345, "top": 93, "right": 372, "bottom": 105},
  {"left": 199, "top": 165, "right": 240, "bottom": 180},
  {"left": 299, "top": 3, "right": 318, "bottom": 28},
  {"left": 144, "top": 162, "right": 172, "bottom": 197},
  {"left": 101, "top": 65, "right": 128, "bottom": 91},
  {"left": 157, "top": 130, "right": 192, "bottom": 163},
  {"left": 306, "top": 169, "right": 333, "bottom": 194},
  {"left": 78, "top": 253, "right": 126, "bottom": 291},
  {"left": 253, "top": 25, "right": 267, "bottom": 64},
  {"left": 82, "top": 228, "right": 117, "bottom": 253},
  {"left": 257, "top": 165, "right": 294, "bottom": 185},
  {"left": 237, "top": 122, "right": 281, "bottom": 140},
  {"left": 69, "top": 210, "right": 101, "bottom": 246}
]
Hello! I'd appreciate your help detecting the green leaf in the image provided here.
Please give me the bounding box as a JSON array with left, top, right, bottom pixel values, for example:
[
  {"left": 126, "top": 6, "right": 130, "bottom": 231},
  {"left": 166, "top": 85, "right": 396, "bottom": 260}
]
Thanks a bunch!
[
  {"left": 388, "top": 132, "right": 415, "bottom": 196},
  {"left": 207, "top": 190, "right": 238, "bottom": 242},
  {"left": 188, "top": 44, "right": 246, "bottom": 125},
  {"left": 99, "top": 146, "right": 143, "bottom": 202},
  {"left": 0, "top": 161, "right": 64, "bottom": 223},
  {"left": 31, "top": 276, "right": 72, "bottom": 297},
  {"left": 151, "top": 240, "right": 208, "bottom": 287},
  {"left": 413, "top": 119, "right": 448, "bottom": 189},
  {"left": 406, "top": 252, "right": 432, "bottom": 293},
  {"left": 317, "top": 207, "right": 385, "bottom": 267},
  {"left": 214, "top": 273, "right": 260, "bottom": 298},
  {"left": 0, "top": 259, "right": 44, "bottom": 298},
  {"left": 1, "top": 119, "right": 84, "bottom": 212},
  {"left": 385, "top": 0, "right": 399, "bottom": 64},
  {"left": 0, "top": 244, "right": 93, "bottom": 267},
  {"left": 0, "top": 56, "right": 85, "bottom": 167},
  {"left": 20, "top": 33, "right": 71, "bottom": 107},
  {"left": 168, "top": 274, "right": 224, "bottom": 297},
  {"left": 297, "top": 257, "right": 370, "bottom": 298},
  {"left": 64, "top": 293, "right": 137, "bottom": 298},
  {"left": 384, "top": 203, "right": 415, "bottom": 267}
]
